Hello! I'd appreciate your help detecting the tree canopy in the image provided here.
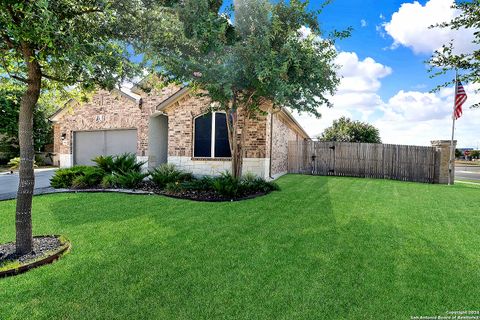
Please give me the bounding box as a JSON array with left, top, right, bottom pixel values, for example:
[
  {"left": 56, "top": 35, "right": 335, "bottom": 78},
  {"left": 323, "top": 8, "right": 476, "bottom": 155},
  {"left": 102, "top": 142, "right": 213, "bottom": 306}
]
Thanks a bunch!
[
  {"left": 139, "top": 0, "right": 346, "bottom": 176},
  {"left": 0, "top": 0, "right": 145, "bottom": 91},
  {"left": 428, "top": 0, "right": 479, "bottom": 107},
  {"left": 142, "top": 0, "right": 341, "bottom": 116},
  {"left": 318, "top": 117, "right": 382, "bottom": 144},
  {"left": 0, "top": 0, "right": 154, "bottom": 254}
]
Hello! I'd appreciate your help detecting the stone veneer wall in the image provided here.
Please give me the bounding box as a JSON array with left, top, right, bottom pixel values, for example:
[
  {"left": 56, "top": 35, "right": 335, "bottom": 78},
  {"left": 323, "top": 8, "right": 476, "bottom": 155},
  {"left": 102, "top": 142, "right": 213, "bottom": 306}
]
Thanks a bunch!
[
  {"left": 431, "top": 140, "right": 457, "bottom": 184},
  {"left": 168, "top": 156, "right": 270, "bottom": 178},
  {"left": 270, "top": 112, "right": 303, "bottom": 177}
]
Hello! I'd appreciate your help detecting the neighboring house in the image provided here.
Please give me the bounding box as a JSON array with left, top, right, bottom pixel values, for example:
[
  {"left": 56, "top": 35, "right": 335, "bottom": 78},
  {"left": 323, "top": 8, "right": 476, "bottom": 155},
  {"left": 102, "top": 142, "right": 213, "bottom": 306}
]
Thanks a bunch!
[{"left": 50, "top": 84, "right": 309, "bottom": 179}]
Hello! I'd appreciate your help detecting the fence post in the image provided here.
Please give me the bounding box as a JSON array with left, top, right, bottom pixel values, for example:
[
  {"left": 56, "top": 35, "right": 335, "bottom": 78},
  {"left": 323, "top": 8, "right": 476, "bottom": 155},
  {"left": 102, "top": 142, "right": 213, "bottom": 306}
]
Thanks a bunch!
[{"left": 431, "top": 140, "right": 456, "bottom": 184}]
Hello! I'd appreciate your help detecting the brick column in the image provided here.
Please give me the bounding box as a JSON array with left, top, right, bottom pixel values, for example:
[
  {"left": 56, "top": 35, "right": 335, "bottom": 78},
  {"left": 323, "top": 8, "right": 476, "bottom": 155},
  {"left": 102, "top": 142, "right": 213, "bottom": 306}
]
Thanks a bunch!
[{"left": 431, "top": 140, "right": 457, "bottom": 184}]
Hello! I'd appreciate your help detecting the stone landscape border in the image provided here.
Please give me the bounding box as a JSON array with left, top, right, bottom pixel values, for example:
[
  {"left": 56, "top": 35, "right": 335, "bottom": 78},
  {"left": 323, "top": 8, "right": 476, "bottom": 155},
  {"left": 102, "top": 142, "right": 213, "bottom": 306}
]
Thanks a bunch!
[
  {"left": 0, "top": 235, "right": 71, "bottom": 278},
  {"left": 0, "top": 188, "right": 271, "bottom": 202}
]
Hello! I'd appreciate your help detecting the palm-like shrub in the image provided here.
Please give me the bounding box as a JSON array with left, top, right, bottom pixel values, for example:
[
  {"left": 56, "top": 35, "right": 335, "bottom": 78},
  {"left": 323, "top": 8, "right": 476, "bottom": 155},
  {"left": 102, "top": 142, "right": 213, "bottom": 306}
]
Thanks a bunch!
[
  {"left": 93, "top": 153, "right": 145, "bottom": 175},
  {"left": 71, "top": 167, "right": 105, "bottom": 189},
  {"left": 92, "top": 155, "right": 115, "bottom": 173},
  {"left": 212, "top": 172, "right": 240, "bottom": 198},
  {"left": 93, "top": 153, "right": 147, "bottom": 189},
  {"left": 112, "top": 172, "right": 148, "bottom": 189},
  {"left": 150, "top": 164, "right": 193, "bottom": 189}
]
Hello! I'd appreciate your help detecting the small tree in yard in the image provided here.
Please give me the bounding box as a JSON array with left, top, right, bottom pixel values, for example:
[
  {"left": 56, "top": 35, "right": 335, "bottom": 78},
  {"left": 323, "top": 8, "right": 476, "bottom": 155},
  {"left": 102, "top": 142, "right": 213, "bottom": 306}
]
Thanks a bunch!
[
  {"left": 139, "top": 0, "right": 347, "bottom": 178},
  {"left": 318, "top": 117, "right": 382, "bottom": 143},
  {"left": 0, "top": 0, "right": 150, "bottom": 255}
]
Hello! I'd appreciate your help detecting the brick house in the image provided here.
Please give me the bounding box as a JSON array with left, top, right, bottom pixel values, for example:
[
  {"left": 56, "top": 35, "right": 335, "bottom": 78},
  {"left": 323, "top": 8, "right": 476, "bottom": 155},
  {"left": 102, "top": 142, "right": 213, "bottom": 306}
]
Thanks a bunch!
[{"left": 50, "top": 84, "right": 310, "bottom": 179}]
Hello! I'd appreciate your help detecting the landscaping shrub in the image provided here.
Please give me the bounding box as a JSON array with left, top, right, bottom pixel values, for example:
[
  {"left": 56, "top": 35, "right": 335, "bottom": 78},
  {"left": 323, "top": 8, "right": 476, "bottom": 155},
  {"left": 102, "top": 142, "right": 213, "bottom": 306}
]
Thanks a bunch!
[
  {"left": 165, "top": 181, "right": 183, "bottom": 193},
  {"left": 50, "top": 166, "right": 92, "bottom": 188},
  {"left": 93, "top": 153, "right": 145, "bottom": 175},
  {"left": 181, "top": 176, "right": 215, "bottom": 191},
  {"left": 100, "top": 174, "right": 116, "bottom": 189},
  {"left": 211, "top": 172, "right": 241, "bottom": 198},
  {"left": 240, "top": 173, "right": 280, "bottom": 193},
  {"left": 111, "top": 171, "right": 148, "bottom": 189},
  {"left": 8, "top": 157, "right": 37, "bottom": 170},
  {"left": 161, "top": 171, "right": 279, "bottom": 199},
  {"left": 150, "top": 164, "right": 193, "bottom": 189},
  {"left": 71, "top": 167, "right": 105, "bottom": 189},
  {"left": 92, "top": 155, "right": 115, "bottom": 173},
  {"left": 112, "top": 153, "right": 145, "bottom": 174}
]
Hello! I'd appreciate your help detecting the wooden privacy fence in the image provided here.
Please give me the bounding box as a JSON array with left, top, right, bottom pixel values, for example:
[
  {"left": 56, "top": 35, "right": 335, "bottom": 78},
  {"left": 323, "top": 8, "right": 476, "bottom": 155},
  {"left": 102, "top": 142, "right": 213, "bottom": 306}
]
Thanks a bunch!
[{"left": 288, "top": 141, "right": 439, "bottom": 183}]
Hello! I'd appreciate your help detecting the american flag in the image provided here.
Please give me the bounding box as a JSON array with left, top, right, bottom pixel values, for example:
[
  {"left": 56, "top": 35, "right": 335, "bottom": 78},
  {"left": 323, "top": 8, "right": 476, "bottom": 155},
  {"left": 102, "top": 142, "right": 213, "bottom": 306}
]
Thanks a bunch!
[{"left": 454, "top": 81, "right": 467, "bottom": 120}]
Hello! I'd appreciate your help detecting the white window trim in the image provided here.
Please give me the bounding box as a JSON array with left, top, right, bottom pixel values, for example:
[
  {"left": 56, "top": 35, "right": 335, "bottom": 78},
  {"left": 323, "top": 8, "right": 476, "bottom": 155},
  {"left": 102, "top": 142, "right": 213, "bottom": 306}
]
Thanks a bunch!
[{"left": 193, "top": 111, "right": 230, "bottom": 159}]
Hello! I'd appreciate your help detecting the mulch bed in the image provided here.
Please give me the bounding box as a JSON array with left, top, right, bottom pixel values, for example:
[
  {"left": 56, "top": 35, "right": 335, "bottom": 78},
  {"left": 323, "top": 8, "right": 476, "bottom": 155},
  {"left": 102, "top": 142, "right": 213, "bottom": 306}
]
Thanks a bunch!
[
  {"left": 64, "top": 181, "right": 270, "bottom": 202},
  {"left": 137, "top": 182, "right": 268, "bottom": 202},
  {"left": 0, "top": 236, "right": 69, "bottom": 278}
]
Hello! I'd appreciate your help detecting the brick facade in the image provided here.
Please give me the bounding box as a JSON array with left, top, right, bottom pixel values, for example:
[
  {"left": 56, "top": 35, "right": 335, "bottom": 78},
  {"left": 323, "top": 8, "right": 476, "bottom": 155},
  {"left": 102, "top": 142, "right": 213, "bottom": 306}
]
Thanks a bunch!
[
  {"left": 162, "top": 93, "right": 269, "bottom": 159},
  {"left": 52, "top": 86, "right": 179, "bottom": 165},
  {"left": 52, "top": 84, "right": 310, "bottom": 178}
]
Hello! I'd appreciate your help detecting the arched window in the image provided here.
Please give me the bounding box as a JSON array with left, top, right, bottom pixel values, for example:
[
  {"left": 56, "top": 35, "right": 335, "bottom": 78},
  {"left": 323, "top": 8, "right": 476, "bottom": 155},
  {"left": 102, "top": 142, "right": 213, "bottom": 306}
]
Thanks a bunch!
[{"left": 194, "top": 112, "right": 231, "bottom": 158}]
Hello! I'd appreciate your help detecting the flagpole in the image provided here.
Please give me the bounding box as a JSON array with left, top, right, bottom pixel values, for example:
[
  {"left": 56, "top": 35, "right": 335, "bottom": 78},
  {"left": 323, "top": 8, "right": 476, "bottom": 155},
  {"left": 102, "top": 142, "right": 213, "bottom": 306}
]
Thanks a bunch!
[{"left": 448, "top": 68, "right": 458, "bottom": 185}]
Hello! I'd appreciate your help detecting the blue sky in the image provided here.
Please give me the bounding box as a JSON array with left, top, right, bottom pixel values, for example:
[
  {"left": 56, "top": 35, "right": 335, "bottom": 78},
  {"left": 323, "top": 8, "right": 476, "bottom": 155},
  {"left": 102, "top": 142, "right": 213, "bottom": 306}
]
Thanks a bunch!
[
  {"left": 315, "top": 0, "right": 450, "bottom": 99},
  {"left": 223, "top": 0, "right": 480, "bottom": 148}
]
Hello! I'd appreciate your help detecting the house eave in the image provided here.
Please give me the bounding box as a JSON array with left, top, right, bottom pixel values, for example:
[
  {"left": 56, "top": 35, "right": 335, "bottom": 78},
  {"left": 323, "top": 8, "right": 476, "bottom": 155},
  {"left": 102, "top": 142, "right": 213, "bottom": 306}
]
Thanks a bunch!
[
  {"left": 280, "top": 108, "right": 311, "bottom": 140},
  {"left": 155, "top": 87, "right": 190, "bottom": 111}
]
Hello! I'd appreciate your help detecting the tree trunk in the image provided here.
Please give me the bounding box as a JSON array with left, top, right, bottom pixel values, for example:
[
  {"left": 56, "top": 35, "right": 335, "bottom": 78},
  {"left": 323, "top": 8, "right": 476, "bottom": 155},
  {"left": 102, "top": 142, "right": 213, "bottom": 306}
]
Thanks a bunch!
[
  {"left": 15, "top": 52, "right": 42, "bottom": 255},
  {"left": 227, "top": 107, "right": 249, "bottom": 179}
]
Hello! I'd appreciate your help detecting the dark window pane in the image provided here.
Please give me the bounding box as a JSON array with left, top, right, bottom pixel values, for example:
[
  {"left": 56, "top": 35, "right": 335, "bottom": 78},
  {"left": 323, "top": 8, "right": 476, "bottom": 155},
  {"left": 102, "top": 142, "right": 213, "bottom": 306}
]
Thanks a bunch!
[
  {"left": 214, "top": 113, "right": 231, "bottom": 157},
  {"left": 194, "top": 113, "right": 212, "bottom": 157}
]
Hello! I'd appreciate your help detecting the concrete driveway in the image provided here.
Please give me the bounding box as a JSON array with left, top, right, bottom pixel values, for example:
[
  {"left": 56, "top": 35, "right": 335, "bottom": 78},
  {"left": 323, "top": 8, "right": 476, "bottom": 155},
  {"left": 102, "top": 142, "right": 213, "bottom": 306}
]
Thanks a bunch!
[
  {"left": 0, "top": 168, "right": 57, "bottom": 201},
  {"left": 455, "top": 165, "right": 480, "bottom": 181}
]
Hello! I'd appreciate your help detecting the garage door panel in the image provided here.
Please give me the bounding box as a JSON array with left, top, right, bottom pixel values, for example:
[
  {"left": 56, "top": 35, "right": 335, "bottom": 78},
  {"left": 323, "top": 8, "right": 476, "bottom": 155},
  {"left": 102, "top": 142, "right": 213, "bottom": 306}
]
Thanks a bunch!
[
  {"left": 74, "top": 131, "right": 105, "bottom": 166},
  {"left": 74, "top": 129, "right": 137, "bottom": 165},
  {"left": 105, "top": 130, "right": 137, "bottom": 156}
]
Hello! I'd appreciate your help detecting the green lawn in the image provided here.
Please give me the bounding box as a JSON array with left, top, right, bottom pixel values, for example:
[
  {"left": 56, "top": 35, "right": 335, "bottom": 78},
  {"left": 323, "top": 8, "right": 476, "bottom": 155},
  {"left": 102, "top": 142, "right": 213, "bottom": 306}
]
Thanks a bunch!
[{"left": 1, "top": 175, "right": 479, "bottom": 319}]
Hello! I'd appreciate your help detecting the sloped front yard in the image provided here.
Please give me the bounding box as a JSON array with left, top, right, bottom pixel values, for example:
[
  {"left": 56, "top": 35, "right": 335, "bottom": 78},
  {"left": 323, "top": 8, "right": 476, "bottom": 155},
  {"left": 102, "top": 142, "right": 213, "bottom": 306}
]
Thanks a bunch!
[{"left": 0, "top": 175, "right": 479, "bottom": 319}]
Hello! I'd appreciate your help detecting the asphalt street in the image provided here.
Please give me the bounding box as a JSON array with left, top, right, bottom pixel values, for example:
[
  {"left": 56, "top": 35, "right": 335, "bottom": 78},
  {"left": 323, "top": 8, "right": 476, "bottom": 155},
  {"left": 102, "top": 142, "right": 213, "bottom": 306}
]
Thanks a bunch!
[
  {"left": 0, "top": 168, "right": 57, "bottom": 201},
  {"left": 455, "top": 165, "right": 480, "bottom": 181}
]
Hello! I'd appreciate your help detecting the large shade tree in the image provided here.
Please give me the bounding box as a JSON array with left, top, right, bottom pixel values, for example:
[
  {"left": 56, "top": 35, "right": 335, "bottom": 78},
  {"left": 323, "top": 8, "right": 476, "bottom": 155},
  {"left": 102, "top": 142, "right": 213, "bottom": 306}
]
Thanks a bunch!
[
  {"left": 139, "top": 0, "right": 347, "bottom": 178},
  {"left": 429, "top": 0, "right": 479, "bottom": 107},
  {"left": 0, "top": 0, "right": 158, "bottom": 254},
  {"left": 317, "top": 117, "right": 382, "bottom": 143}
]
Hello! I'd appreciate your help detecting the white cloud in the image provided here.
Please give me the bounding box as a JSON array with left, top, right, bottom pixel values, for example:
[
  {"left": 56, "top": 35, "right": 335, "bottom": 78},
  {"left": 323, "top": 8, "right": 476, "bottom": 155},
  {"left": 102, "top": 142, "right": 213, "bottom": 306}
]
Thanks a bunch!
[
  {"left": 374, "top": 83, "right": 480, "bottom": 147},
  {"left": 293, "top": 51, "right": 480, "bottom": 148},
  {"left": 360, "top": 19, "right": 367, "bottom": 27},
  {"left": 383, "top": 0, "right": 477, "bottom": 54},
  {"left": 293, "top": 52, "right": 391, "bottom": 137},
  {"left": 298, "top": 25, "right": 312, "bottom": 39},
  {"left": 336, "top": 52, "right": 392, "bottom": 94}
]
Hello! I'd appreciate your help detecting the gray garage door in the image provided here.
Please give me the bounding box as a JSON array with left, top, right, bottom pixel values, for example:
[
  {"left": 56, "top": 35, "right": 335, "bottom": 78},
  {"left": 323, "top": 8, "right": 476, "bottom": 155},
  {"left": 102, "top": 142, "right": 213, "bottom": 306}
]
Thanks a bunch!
[{"left": 73, "top": 129, "right": 137, "bottom": 165}]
